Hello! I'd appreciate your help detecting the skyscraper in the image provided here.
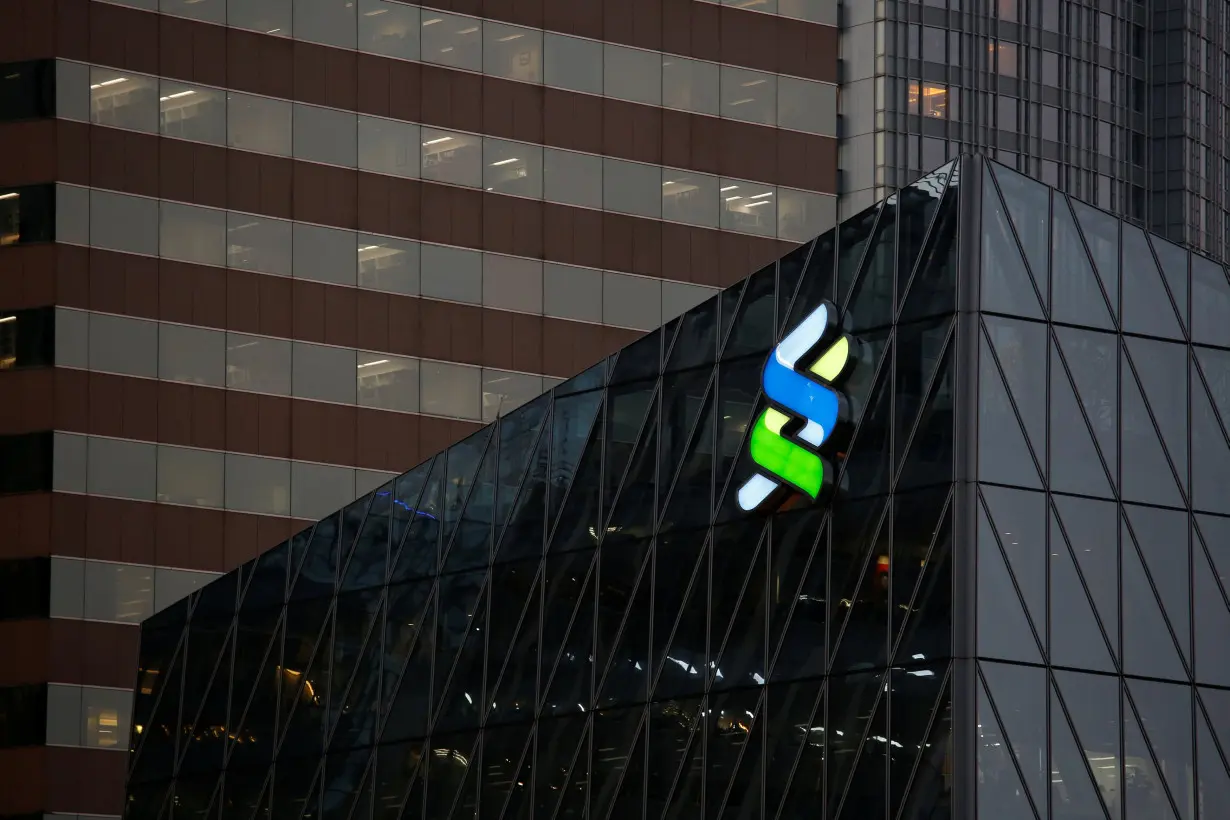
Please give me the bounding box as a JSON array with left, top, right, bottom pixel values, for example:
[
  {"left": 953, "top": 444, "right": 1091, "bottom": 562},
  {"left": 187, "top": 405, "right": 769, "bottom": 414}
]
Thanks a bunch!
[
  {"left": 838, "top": 0, "right": 1229, "bottom": 261},
  {"left": 0, "top": 0, "right": 838, "bottom": 815}
]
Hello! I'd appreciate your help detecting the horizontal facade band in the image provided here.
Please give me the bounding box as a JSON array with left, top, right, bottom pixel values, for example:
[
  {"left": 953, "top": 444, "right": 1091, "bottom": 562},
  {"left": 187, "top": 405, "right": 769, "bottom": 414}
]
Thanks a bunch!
[
  {"left": 0, "top": 119, "right": 801, "bottom": 285},
  {"left": 0, "top": 731, "right": 131, "bottom": 814}
]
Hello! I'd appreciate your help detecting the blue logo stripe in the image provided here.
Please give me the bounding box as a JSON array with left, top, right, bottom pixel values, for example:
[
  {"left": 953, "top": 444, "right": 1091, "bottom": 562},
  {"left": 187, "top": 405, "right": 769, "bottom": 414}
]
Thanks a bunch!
[{"left": 762, "top": 354, "right": 840, "bottom": 438}]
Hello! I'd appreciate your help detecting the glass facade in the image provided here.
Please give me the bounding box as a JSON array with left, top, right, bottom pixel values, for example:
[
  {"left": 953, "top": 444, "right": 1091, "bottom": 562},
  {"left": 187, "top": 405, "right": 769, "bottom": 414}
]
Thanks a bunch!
[{"left": 122, "top": 156, "right": 1230, "bottom": 820}]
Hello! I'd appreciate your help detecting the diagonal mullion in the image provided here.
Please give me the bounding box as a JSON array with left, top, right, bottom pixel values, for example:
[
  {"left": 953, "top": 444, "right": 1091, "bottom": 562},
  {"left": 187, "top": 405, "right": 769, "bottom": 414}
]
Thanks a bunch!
[
  {"left": 1119, "top": 515, "right": 1192, "bottom": 675},
  {"left": 176, "top": 620, "right": 239, "bottom": 767},
  {"left": 388, "top": 457, "right": 443, "bottom": 576},
  {"left": 838, "top": 200, "right": 890, "bottom": 316},
  {"left": 984, "top": 165, "right": 1048, "bottom": 311},
  {"left": 538, "top": 556, "right": 599, "bottom": 709},
  {"left": 593, "top": 549, "right": 653, "bottom": 698},
  {"left": 890, "top": 319, "right": 956, "bottom": 491},
  {"left": 1060, "top": 194, "right": 1119, "bottom": 331},
  {"left": 975, "top": 319, "right": 1048, "bottom": 482},
  {"left": 324, "top": 590, "right": 388, "bottom": 748},
  {"left": 655, "top": 373, "right": 717, "bottom": 528},
  {"left": 542, "top": 401, "right": 606, "bottom": 549},
  {"left": 428, "top": 578, "right": 492, "bottom": 733},
  {"left": 977, "top": 489, "right": 1046, "bottom": 655},
  {"left": 1049, "top": 674, "right": 1117, "bottom": 820},
  {"left": 767, "top": 680, "right": 826, "bottom": 820},
  {"left": 888, "top": 488, "right": 953, "bottom": 664},
  {"left": 1121, "top": 342, "right": 1189, "bottom": 503},
  {"left": 709, "top": 690, "right": 766, "bottom": 820},
  {"left": 1123, "top": 683, "right": 1188, "bottom": 820},
  {"left": 1049, "top": 330, "right": 1120, "bottom": 497},
  {"left": 494, "top": 404, "right": 552, "bottom": 548},
  {"left": 892, "top": 663, "right": 953, "bottom": 820},
  {"left": 765, "top": 514, "right": 831, "bottom": 678},
  {"left": 1047, "top": 503, "right": 1121, "bottom": 672},
  {"left": 972, "top": 664, "right": 1043, "bottom": 820},
  {"left": 439, "top": 428, "right": 498, "bottom": 569},
  {"left": 832, "top": 332, "right": 895, "bottom": 485},
  {"left": 601, "top": 384, "right": 662, "bottom": 533},
  {"left": 491, "top": 725, "right": 538, "bottom": 820},
  {"left": 589, "top": 709, "right": 648, "bottom": 820},
  {"left": 894, "top": 161, "right": 961, "bottom": 318},
  {"left": 545, "top": 718, "right": 593, "bottom": 820},
  {"left": 646, "top": 535, "right": 711, "bottom": 697},
  {"left": 130, "top": 628, "right": 188, "bottom": 767},
  {"left": 377, "top": 585, "right": 436, "bottom": 727},
  {"left": 486, "top": 564, "right": 545, "bottom": 711},
  {"left": 708, "top": 528, "right": 767, "bottom": 679},
  {"left": 827, "top": 501, "right": 892, "bottom": 672},
  {"left": 829, "top": 675, "right": 889, "bottom": 818},
  {"left": 777, "top": 237, "right": 825, "bottom": 335}
]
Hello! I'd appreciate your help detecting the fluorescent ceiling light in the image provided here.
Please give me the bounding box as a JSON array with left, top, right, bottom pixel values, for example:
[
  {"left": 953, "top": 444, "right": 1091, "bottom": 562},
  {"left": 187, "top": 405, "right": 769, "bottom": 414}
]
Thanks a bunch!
[
  {"left": 0, "top": 192, "right": 18, "bottom": 200},
  {"left": 490, "top": 158, "right": 519, "bottom": 166},
  {"left": 0, "top": 315, "right": 15, "bottom": 323},
  {"left": 358, "top": 359, "right": 390, "bottom": 368},
  {"left": 719, "top": 185, "right": 738, "bottom": 192},
  {"left": 422, "top": 136, "right": 453, "bottom": 146},
  {"left": 160, "top": 90, "right": 196, "bottom": 101},
  {"left": 89, "top": 77, "right": 127, "bottom": 89},
  {"left": 750, "top": 191, "right": 774, "bottom": 198}
]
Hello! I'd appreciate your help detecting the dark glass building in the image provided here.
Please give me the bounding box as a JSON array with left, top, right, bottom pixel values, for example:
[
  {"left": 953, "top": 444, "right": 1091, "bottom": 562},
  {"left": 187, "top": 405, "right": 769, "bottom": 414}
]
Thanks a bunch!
[{"left": 123, "top": 155, "right": 1230, "bottom": 820}]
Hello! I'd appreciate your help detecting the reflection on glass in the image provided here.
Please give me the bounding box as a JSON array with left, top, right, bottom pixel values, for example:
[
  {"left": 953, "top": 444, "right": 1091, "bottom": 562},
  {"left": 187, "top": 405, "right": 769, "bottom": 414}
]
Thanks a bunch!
[
  {"left": 483, "top": 139, "right": 543, "bottom": 198},
  {"left": 358, "top": 352, "right": 420, "bottom": 413},
  {"left": 662, "top": 172, "right": 720, "bottom": 228},
  {"left": 227, "top": 213, "right": 292, "bottom": 275},
  {"left": 662, "top": 56, "right": 719, "bottom": 116},
  {"left": 420, "top": 11, "right": 482, "bottom": 71},
  {"left": 159, "top": 80, "right": 225, "bottom": 145},
  {"left": 358, "top": 0, "right": 420, "bottom": 61},
  {"left": 720, "top": 65, "right": 776, "bottom": 126},
  {"left": 227, "top": 92, "right": 292, "bottom": 156},
  {"left": 90, "top": 68, "right": 158, "bottom": 132},
  {"left": 421, "top": 128, "right": 482, "bottom": 188},
  {"left": 720, "top": 179, "right": 777, "bottom": 238},
  {"left": 483, "top": 21, "right": 542, "bottom": 83},
  {"left": 358, "top": 235, "right": 420, "bottom": 295},
  {"left": 226, "top": 332, "right": 292, "bottom": 396}
]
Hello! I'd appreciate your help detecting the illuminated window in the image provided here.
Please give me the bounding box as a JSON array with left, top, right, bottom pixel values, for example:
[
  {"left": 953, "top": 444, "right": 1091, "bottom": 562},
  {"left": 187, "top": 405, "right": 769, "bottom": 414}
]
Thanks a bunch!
[
  {"left": 988, "top": 41, "right": 1019, "bottom": 77},
  {"left": 908, "top": 82, "right": 950, "bottom": 118}
]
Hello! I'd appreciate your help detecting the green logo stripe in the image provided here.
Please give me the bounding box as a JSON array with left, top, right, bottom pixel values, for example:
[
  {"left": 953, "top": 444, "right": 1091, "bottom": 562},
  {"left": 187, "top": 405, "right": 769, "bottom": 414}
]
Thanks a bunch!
[{"left": 748, "top": 409, "right": 825, "bottom": 499}]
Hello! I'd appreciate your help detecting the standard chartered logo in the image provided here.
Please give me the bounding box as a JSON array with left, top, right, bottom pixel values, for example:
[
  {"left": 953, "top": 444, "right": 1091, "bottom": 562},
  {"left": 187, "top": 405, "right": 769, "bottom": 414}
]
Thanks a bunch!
[{"left": 737, "top": 300, "right": 854, "bottom": 512}]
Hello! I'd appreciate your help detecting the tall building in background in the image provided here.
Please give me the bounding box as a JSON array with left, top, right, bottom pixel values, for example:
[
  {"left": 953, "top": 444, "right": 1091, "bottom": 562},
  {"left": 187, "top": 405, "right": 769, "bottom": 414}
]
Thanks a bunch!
[
  {"left": 839, "top": 0, "right": 1229, "bottom": 261},
  {"left": 0, "top": 0, "right": 838, "bottom": 816},
  {"left": 121, "top": 155, "right": 1230, "bottom": 820}
]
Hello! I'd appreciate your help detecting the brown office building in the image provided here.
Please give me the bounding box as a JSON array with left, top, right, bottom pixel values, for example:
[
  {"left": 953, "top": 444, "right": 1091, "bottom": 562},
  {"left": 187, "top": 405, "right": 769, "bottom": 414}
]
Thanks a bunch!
[{"left": 0, "top": 0, "right": 838, "bottom": 817}]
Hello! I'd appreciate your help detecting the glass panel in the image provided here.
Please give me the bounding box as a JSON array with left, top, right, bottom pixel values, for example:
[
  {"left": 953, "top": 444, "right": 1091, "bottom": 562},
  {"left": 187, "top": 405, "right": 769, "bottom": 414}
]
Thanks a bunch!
[
  {"left": 778, "top": 188, "right": 836, "bottom": 243},
  {"left": 55, "top": 183, "right": 89, "bottom": 246},
  {"left": 55, "top": 60, "right": 90, "bottom": 122},
  {"left": 224, "top": 453, "right": 291, "bottom": 516},
  {"left": 358, "top": 116, "right": 420, "bottom": 179},
  {"left": 1121, "top": 223, "right": 1182, "bottom": 339},
  {"left": 294, "top": 0, "right": 356, "bottom": 48},
  {"left": 662, "top": 282, "right": 715, "bottom": 322},
  {"left": 90, "top": 67, "right": 157, "bottom": 132},
  {"left": 661, "top": 55, "right": 718, "bottom": 115},
  {"left": 86, "top": 436, "right": 157, "bottom": 500},
  {"left": 157, "top": 445, "right": 225, "bottom": 508},
  {"left": 420, "top": 244, "right": 482, "bottom": 304},
  {"left": 89, "top": 190, "right": 158, "bottom": 256},
  {"left": 481, "top": 369, "right": 543, "bottom": 422},
  {"left": 159, "top": 80, "right": 226, "bottom": 145},
  {"left": 227, "top": 0, "right": 292, "bottom": 36},
  {"left": 720, "top": 65, "right": 776, "bottom": 126},
  {"left": 52, "top": 432, "right": 87, "bottom": 494},
  {"left": 163, "top": 0, "right": 225, "bottom": 22},
  {"left": 544, "top": 148, "right": 602, "bottom": 209},
  {"left": 292, "top": 223, "right": 357, "bottom": 286},
  {"left": 358, "top": 0, "right": 420, "bottom": 61},
  {"left": 420, "top": 11, "right": 483, "bottom": 71},
  {"left": 420, "top": 128, "right": 482, "bottom": 187},
  {"left": 603, "top": 158, "right": 662, "bottom": 219},
  {"left": 1192, "top": 255, "right": 1230, "bottom": 348},
  {"left": 483, "top": 21, "right": 542, "bottom": 83},
  {"left": 543, "top": 33, "right": 602, "bottom": 94},
  {"left": 482, "top": 253, "right": 543, "bottom": 314},
  {"left": 420, "top": 360, "right": 481, "bottom": 420},
  {"left": 227, "top": 212, "right": 292, "bottom": 275},
  {"left": 357, "top": 353, "right": 420, "bottom": 413},
  {"left": 153, "top": 567, "right": 215, "bottom": 613},
  {"left": 291, "top": 461, "right": 356, "bottom": 521},
  {"left": 544, "top": 263, "right": 602, "bottom": 322},
  {"left": 482, "top": 138, "right": 543, "bottom": 198},
  {"left": 603, "top": 272, "right": 662, "bottom": 331},
  {"left": 661, "top": 170, "right": 719, "bottom": 228},
  {"left": 292, "top": 341, "right": 357, "bottom": 404},
  {"left": 160, "top": 201, "right": 226, "bottom": 266},
  {"left": 293, "top": 103, "right": 357, "bottom": 168},
  {"left": 88, "top": 313, "right": 158, "bottom": 378},
  {"left": 720, "top": 178, "right": 776, "bottom": 237},
  {"left": 991, "top": 163, "right": 1050, "bottom": 295},
  {"left": 603, "top": 43, "right": 661, "bottom": 106},
  {"left": 226, "top": 332, "right": 292, "bottom": 395},
  {"left": 358, "top": 235, "right": 419, "bottom": 295},
  {"left": 227, "top": 91, "right": 292, "bottom": 156},
  {"left": 83, "top": 561, "right": 155, "bottom": 622},
  {"left": 777, "top": 76, "right": 836, "bottom": 135}
]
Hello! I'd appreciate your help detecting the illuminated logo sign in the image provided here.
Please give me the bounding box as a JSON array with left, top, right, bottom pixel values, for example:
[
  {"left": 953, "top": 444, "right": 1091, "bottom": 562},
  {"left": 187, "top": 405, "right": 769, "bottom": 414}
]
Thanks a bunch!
[{"left": 737, "top": 300, "right": 855, "bottom": 512}]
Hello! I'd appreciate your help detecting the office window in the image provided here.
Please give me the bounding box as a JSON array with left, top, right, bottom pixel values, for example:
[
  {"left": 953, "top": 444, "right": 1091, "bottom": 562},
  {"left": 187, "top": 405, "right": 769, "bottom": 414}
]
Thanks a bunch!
[
  {"left": 358, "top": 352, "right": 419, "bottom": 413},
  {"left": 55, "top": 183, "right": 89, "bottom": 246},
  {"left": 780, "top": 0, "right": 838, "bottom": 24},
  {"left": 0, "top": 307, "right": 53, "bottom": 371},
  {"left": 420, "top": 360, "right": 482, "bottom": 420},
  {"left": 159, "top": 80, "right": 225, "bottom": 145},
  {"left": 83, "top": 561, "right": 154, "bottom": 622},
  {"left": 778, "top": 188, "right": 837, "bottom": 242},
  {"left": 227, "top": 91, "right": 292, "bottom": 156},
  {"left": 0, "top": 432, "right": 53, "bottom": 494},
  {"left": 227, "top": 0, "right": 292, "bottom": 36},
  {"left": 0, "top": 558, "right": 49, "bottom": 622},
  {"left": 292, "top": 342, "right": 358, "bottom": 404},
  {"left": 544, "top": 148, "right": 602, "bottom": 209},
  {"left": 54, "top": 307, "right": 88, "bottom": 370},
  {"left": 47, "top": 557, "right": 84, "bottom": 619},
  {"left": 46, "top": 684, "right": 84, "bottom": 745},
  {"left": 358, "top": 115, "right": 421, "bottom": 178},
  {"left": 0, "top": 184, "right": 53, "bottom": 246},
  {"left": 907, "top": 82, "right": 949, "bottom": 119},
  {"left": 292, "top": 223, "right": 358, "bottom": 286},
  {"left": 52, "top": 432, "right": 87, "bottom": 494},
  {"left": 160, "top": 202, "right": 226, "bottom": 266},
  {"left": 604, "top": 43, "right": 661, "bottom": 106},
  {"left": 483, "top": 254, "right": 543, "bottom": 314},
  {"left": 90, "top": 67, "right": 157, "bottom": 132},
  {"left": 721, "top": 65, "right": 776, "bottom": 126},
  {"left": 358, "top": 234, "right": 419, "bottom": 295},
  {"left": 88, "top": 313, "right": 158, "bottom": 378},
  {"left": 778, "top": 77, "right": 836, "bottom": 135},
  {"left": 720, "top": 179, "right": 777, "bottom": 237},
  {"left": 87, "top": 437, "right": 157, "bottom": 501},
  {"left": 483, "top": 138, "right": 543, "bottom": 198},
  {"left": 662, "top": 56, "right": 719, "bottom": 116},
  {"left": 543, "top": 33, "right": 602, "bottom": 95},
  {"left": 484, "top": 21, "right": 542, "bottom": 83},
  {"left": 421, "top": 244, "right": 482, "bottom": 304},
  {"left": 226, "top": 332, "right": 292, "bottom": 395},
  {"left": 662, "top": 171, "right": 720, "bottom": 228},
  {"left": 0, "top": 685, "right": 46, "bottom": 748},
  {"left": 159, "top": 322, "right": 226, "bottom": 387},
  {"left": 603, "top": 158, "right": 662, "bottom": 218},
  {"left": 293, "top": 103, "right": 357, "bottom": 167},
  {"left": 989, "top": 41, "right": 1019, "bottom": 77},
  {"left": 603, "top": 272, "right": 662, "bottom": 330},
  {"left": 227, "top": 212, "right": 292, "bottom": 275},
  {"left": 663, "top": 281, "right": 716, "bottom": 321},
  {"left": 358, "top": 0, "right": 420, "bottom": 61},
  {"left": 294, "top": 0, "right": 356, "bottom": 48},
  {"left": 154, "top": 567, "right": 216, "bottom": 613},
  {"left": 356, "top": 469, "right": 394, "bottom": 497},
  {"left": 82, "top": 686, "right": 131, "bottom": 748},
  {"left": 224, "top": 452, "right": 291, "bottom": 516},
  {"left": 291, "top": 461, "right": 355, "bottom": 521},
  {"left": 482, "top": 369, "right": 543, "bottom": 422},
  {"left": 90, "top": 190, "right": 158, "bottom": 256},
  {"left": 420, "top": 11, "right": 482, "bottom": 71},
  {"left": 157, "top": 445, "right": 224, "bottom": 508},
  {"left": 55, "top": 60, "right": 89, "bottom": 122},
  {"left": 421, "top": 128, "right": 482, "bottom": 188},
  {"left": 163, "top": 0, "right": 225, "bottom": 22},
  {"left": 544, "top": 263, "right": 603, "bottom": 323},
  {"left": 0, "top": 60, "right": 51, "bottom": 122}
]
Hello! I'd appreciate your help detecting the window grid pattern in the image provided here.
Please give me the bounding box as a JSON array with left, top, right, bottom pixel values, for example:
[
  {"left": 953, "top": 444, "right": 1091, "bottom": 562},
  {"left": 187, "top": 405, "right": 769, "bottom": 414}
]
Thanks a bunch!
[
  {"left": 124, "top": 160, "right": 967, "bottom": 820},
  {"left": 64, "top": 62, "right": 835, "bottom": 242},
  {"left": 88, "top": 0, "right": 837, "bottom": 137},
  {"left": 53, "top": 183, "right": 720, "bottom": 333},
  {"left": 975, "top": 160, "right": 1230, "bottom": 819}
]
